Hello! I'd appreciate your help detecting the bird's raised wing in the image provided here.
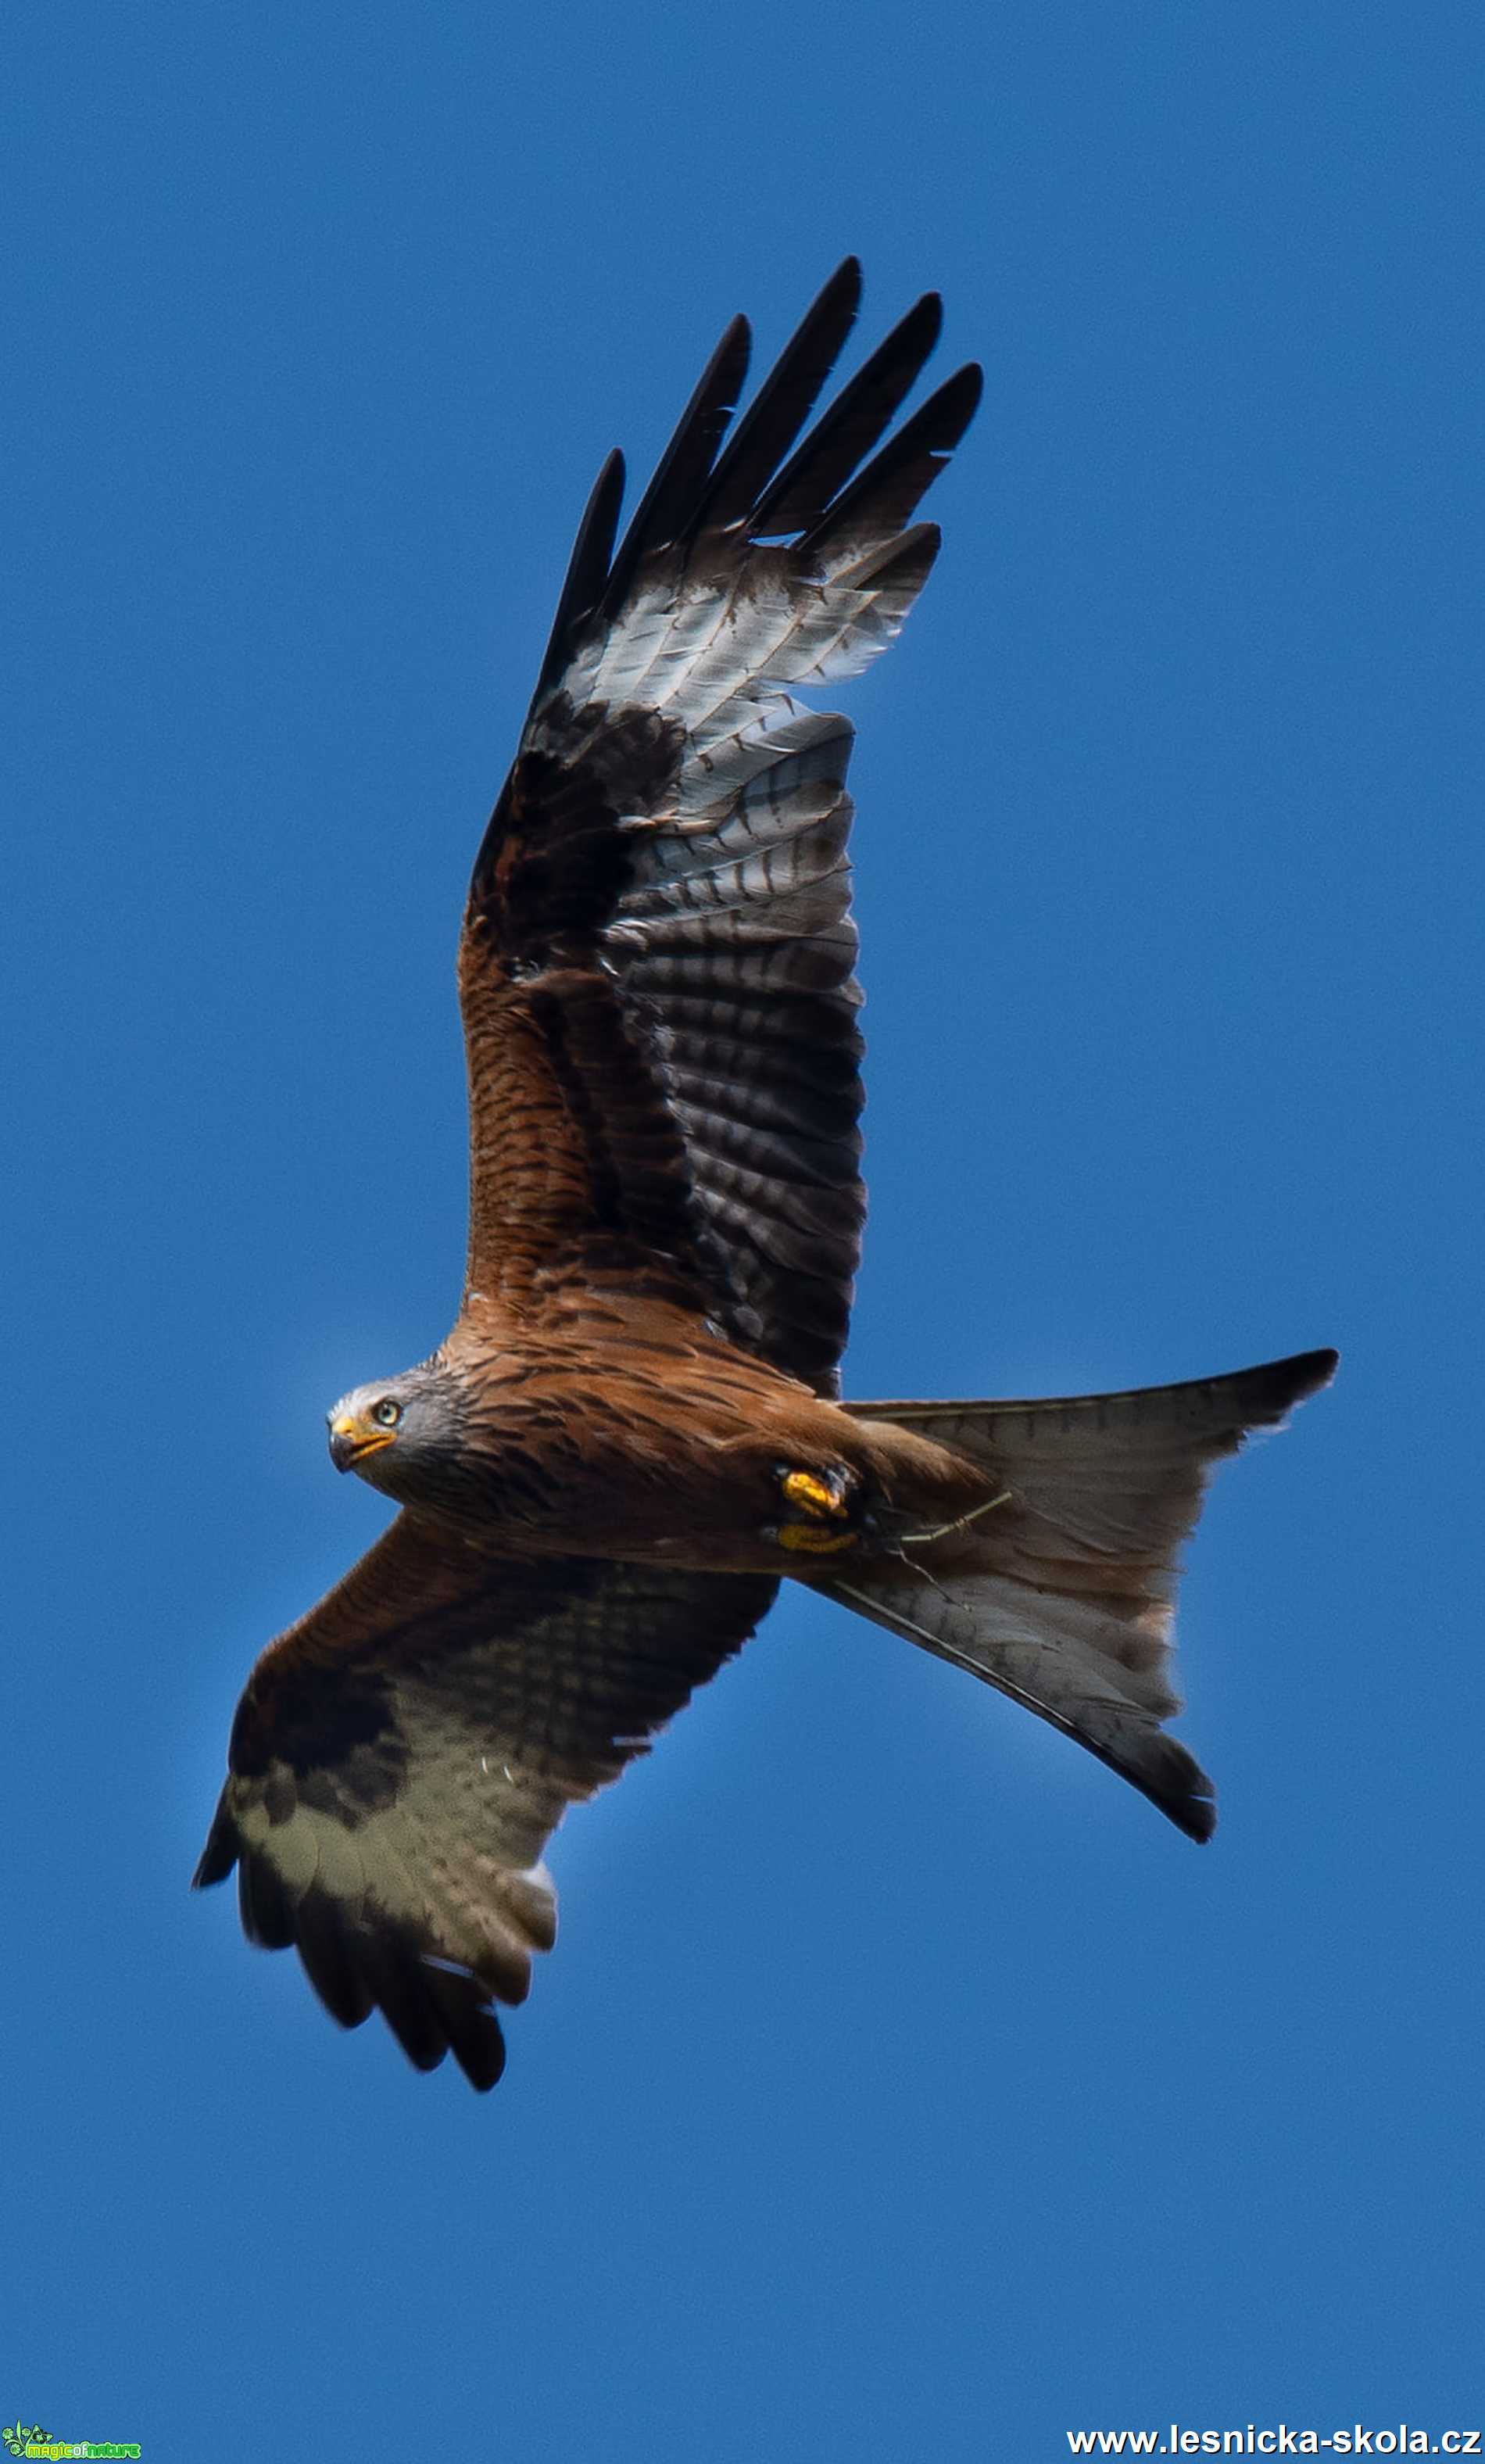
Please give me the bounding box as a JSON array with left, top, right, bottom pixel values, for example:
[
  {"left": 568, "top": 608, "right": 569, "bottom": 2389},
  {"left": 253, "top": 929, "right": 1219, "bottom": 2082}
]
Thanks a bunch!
[
  {"left": 194, "top": 1516, "right": 777, "bottom": 2088},
  {"left": 460, "top": 260, "right": 981, "bottom": 1391}
]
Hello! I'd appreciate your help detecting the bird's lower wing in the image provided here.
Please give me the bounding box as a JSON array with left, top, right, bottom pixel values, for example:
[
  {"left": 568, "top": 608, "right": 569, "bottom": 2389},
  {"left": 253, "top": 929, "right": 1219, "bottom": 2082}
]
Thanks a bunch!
[{"left": 194, "top": 1515, "right": 777, "bottom": 2088}]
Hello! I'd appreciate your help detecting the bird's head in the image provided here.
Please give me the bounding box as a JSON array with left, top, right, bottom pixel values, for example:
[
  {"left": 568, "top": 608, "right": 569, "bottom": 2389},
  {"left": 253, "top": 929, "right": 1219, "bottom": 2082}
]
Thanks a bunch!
[{"left": 326, "top": 1364, "right": 460, "bottom": 1498}]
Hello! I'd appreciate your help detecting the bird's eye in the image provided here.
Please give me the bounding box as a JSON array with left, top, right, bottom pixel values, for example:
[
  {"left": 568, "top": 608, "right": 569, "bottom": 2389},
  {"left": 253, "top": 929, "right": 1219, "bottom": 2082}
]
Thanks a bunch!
[{"left": 371, "top": 1399, "right": 402, "bottom": 1428}]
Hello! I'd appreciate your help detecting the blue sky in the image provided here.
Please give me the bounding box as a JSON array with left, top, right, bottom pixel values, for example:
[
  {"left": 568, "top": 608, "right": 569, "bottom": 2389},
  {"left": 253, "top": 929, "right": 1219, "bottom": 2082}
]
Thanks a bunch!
[{"left": 7, "top": 2, "right": 1482, "bottom": 2456}]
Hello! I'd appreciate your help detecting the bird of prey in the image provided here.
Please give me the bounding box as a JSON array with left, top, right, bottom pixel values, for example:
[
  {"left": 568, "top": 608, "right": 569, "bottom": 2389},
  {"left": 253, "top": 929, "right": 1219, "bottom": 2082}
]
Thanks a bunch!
[{"left": 195, "top": 260, "right": 1335, "bottom": 2090}]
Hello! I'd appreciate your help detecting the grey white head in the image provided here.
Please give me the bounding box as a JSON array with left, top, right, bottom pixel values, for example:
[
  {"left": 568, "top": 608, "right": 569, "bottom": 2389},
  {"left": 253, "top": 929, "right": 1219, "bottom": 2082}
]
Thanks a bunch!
[{"left": 325, "top": 1361, "right": 460, "bottom": 1495}]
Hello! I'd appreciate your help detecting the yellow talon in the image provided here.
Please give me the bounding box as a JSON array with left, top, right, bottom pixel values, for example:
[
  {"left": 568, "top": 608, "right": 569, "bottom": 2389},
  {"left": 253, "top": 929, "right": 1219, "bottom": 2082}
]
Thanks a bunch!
[
  {"left": 777, "top": 1521, "right": 859, "bottom": 1554},
  {"left": 781, "top": 1468, "right": 850, "bottom": 1522}
]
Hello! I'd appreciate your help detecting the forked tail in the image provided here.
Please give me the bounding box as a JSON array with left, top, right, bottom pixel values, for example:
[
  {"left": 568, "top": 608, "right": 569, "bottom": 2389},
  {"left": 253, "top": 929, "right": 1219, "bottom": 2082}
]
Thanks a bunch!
[{"left": 825, "top": 1348, "right": 1337, "bottom": 1840}]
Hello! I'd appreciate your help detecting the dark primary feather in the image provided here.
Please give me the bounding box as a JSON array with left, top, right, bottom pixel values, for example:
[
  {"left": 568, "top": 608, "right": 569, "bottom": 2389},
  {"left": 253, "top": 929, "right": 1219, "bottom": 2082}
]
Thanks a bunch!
[
  {"left": 754, "top": 288, "right": 944, "bottom": 535},
  {"left": 683, "top": 256, "right": 864, "bottom": 541},
  {"left": 462, "top": 263, "right": 982, "bottom": 1390},
  {"left": 534, "top": 447, "right": 625, "bottom": 701},
  {"left": 800, "top": 362, "right": 984, "bottom": 559},
  {"left": 596, "top": 313, "right": 753, "bottom": 621}
]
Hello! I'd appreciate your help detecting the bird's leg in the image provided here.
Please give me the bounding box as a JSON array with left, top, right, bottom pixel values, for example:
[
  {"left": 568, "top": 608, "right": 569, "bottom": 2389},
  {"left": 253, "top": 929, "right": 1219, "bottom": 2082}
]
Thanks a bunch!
[
  {"left": 782, "top": 1466, "right": 852, "bottom": 1520},
  {"left": 771, "top": 1462, "right": 861, "bottom": 1555}
]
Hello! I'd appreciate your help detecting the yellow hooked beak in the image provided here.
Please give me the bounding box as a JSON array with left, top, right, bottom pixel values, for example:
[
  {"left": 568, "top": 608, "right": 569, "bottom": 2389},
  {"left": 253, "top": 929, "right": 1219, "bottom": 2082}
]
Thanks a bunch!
[{"left": 327, "top": 1413, "right": 397, "bottom": 1472}]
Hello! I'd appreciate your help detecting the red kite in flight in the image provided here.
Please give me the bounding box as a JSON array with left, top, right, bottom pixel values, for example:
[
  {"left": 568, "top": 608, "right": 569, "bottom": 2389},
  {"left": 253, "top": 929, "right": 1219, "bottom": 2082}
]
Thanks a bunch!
[{"left": 195, "top": 262, "right": 1334, "bottom": 2088}]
